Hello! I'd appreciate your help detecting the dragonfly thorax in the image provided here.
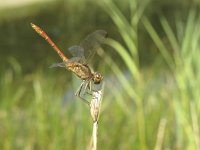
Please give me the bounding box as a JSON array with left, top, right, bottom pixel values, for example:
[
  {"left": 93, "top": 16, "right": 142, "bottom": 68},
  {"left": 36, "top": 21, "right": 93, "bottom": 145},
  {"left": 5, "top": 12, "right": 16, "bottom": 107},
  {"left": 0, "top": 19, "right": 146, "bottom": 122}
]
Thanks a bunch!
[{"left": 92, "top": 72, "right": 103, "bottom": 84}]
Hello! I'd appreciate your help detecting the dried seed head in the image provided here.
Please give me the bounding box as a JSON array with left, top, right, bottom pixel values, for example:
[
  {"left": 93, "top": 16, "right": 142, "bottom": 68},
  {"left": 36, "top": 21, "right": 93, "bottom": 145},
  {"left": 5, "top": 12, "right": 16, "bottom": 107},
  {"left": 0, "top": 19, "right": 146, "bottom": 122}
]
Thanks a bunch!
[{"left": 90, "top": 90, "right": 103, "bottom": 122}]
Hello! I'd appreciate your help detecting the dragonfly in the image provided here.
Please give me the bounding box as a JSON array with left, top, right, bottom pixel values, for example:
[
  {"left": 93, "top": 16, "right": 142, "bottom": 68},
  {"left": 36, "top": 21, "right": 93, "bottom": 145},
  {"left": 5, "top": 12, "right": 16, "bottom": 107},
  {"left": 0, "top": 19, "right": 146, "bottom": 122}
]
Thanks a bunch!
[{"left": 31, "top": 23, "right": 107, "bottom": 105}]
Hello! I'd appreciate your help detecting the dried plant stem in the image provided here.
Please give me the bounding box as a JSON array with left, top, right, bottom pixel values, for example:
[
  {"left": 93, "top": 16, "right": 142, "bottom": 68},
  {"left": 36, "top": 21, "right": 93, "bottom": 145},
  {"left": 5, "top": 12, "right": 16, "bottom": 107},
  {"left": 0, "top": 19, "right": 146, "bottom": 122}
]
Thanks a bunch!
[
  {"left": 89, "top": 90, "right": 103, "bottom": 150},
  {"left": 92, "top": 121, "right": 98, "bottom": 150}
]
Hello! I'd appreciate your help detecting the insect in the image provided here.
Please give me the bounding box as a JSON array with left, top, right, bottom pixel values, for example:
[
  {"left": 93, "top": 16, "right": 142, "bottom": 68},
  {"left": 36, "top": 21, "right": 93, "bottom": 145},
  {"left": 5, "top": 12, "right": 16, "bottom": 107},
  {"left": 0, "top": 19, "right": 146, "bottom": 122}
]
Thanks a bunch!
[{"left": 31, "top": 23, "right": 107, "bottom": 105}]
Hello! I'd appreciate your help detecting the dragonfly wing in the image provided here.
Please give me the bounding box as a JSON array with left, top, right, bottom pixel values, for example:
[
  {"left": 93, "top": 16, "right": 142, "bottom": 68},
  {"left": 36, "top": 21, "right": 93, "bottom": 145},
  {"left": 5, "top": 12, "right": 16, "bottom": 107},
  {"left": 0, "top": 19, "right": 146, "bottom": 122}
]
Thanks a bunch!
[
  {"left": 49, "top": 57, "right": 85, "bottom": 68},
  {"left": 68, "top": 45, "right": 86, "bottom": 63},
  {"left": 69, "top": 57, "right": 86, "bottom": 64},
  {"left": 79, "top": 30, "right": 107, "bottom": 60},
  {"left": 49, "top": 62, "right": 67, "bottom": 68},
  {"left": 68, "top": 45, "right": 84, "bottom": 57}
]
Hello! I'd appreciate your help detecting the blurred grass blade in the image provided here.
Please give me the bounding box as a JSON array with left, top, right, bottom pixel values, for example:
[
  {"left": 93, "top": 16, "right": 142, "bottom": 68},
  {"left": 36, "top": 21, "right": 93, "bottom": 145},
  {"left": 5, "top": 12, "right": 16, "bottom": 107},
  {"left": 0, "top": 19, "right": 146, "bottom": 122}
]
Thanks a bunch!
[
  {"left": 131, "top": 0, "right": 150, "bottom": 26},
  {"left": 106, "top": 38, "right": 140, "bottom": 80},
  {"left": 190, "top": 102, "right": 200, "bottom": 149},
  {"left": 98, "top": 49, "right": 139, "bottom": 102},
  {"left": 181, "top": 9, "right": 196, "bottom": 56},
  {"left": 102, "top": 0, "right": 138, "bottom": 61},
  {"left": 159, "top": 15, "right": 180, "bottom": 55},
  {"left": 142, "top": 16, "right": 174, "bottom": 71},
  {"left": 7, "top": 57, "right": 22, "bottom": 76},
  {"left": 154, "top": 118, "right": 167, "bottom": 150}
]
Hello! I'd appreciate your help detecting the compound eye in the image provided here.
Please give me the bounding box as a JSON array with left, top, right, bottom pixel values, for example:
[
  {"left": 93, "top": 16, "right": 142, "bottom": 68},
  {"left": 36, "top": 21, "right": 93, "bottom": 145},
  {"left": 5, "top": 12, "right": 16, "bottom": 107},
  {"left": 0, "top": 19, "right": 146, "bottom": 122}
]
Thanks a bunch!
[{"left": 93, "top": 73, "right": 103, "bottom": 84}]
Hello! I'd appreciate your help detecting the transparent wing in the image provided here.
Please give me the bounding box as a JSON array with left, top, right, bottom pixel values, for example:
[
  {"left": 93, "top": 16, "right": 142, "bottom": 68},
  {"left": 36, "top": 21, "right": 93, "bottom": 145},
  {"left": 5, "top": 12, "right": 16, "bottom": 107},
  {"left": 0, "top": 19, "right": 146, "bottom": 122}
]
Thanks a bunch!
[
  {"left": 49, "top": 62, "right": 66, "bottom": 68},
  {"left": 68, "top": 45, "right": 84, "bottom": 57},
  {"left": 68, "top": 45, "right": 86, "bottom": 63},
  {"left": 49, "top": 57, "right": 84, "bottom": 68},
  {"left": 80, "top": 30, "right": 107, "bottom": 60}
]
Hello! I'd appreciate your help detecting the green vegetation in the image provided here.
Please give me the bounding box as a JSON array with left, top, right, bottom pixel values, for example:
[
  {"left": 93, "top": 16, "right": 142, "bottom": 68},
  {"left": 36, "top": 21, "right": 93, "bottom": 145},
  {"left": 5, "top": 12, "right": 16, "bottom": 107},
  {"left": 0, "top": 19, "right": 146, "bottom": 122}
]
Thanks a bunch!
[{"left": 0, "top": 0, "right": 200, "bottom": 149}]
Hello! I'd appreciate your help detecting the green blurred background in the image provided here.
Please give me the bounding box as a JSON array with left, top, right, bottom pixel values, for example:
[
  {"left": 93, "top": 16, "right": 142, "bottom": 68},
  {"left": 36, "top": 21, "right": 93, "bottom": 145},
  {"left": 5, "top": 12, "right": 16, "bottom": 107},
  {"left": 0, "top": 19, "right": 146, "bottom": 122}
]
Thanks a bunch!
[{"left": 1, "top": 0, "right": 200, "bottom": 149}]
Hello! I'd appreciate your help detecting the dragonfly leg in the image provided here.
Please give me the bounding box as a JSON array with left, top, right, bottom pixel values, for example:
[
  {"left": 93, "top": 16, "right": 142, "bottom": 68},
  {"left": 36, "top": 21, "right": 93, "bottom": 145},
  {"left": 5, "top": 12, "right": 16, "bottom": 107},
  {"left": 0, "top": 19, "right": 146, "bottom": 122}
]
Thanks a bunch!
[
  {"left": 82, "top": 80, "right": 90, "bottom": 94},
  {"left": 85, "top": 81, "right": 93, "bottom": 95},
  {"left": 89, "top": 80, "right": 92, "bottom": 91},
  {"left": 75, "top": 81, "right": 84, "bottom": 96},
  {"left": 82, "top": 80, "right": 100, "bottom": 95},
  {"left": 87, "top": 81, "right": 100, "bottom": 93},
  {"left": 81, "top": 80, "right": 94, "bottom": 96},
  {"left": 75, "top": 81, "right": 90, "bottom": 106}
]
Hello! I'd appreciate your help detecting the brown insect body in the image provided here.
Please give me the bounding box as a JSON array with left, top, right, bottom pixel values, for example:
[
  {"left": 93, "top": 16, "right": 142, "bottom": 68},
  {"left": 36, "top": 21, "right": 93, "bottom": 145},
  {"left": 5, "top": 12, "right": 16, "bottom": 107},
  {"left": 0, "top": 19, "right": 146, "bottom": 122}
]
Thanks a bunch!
[
  {"left": 66, "top": 62, "right": 103, "bottom": 84},
  {"left": 66, "top": 62, "right": 93, "bottom": 80},
  {"left": 31, "top": 23, "right": 105, "bottom": 104}
]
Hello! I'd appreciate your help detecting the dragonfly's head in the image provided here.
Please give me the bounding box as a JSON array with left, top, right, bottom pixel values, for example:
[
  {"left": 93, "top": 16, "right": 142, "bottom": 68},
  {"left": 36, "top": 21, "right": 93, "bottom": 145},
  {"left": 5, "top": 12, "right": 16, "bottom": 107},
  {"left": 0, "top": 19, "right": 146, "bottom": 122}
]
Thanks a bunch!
[{"left": 92, "top": 72, "right": 103, "bottom": 84}]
